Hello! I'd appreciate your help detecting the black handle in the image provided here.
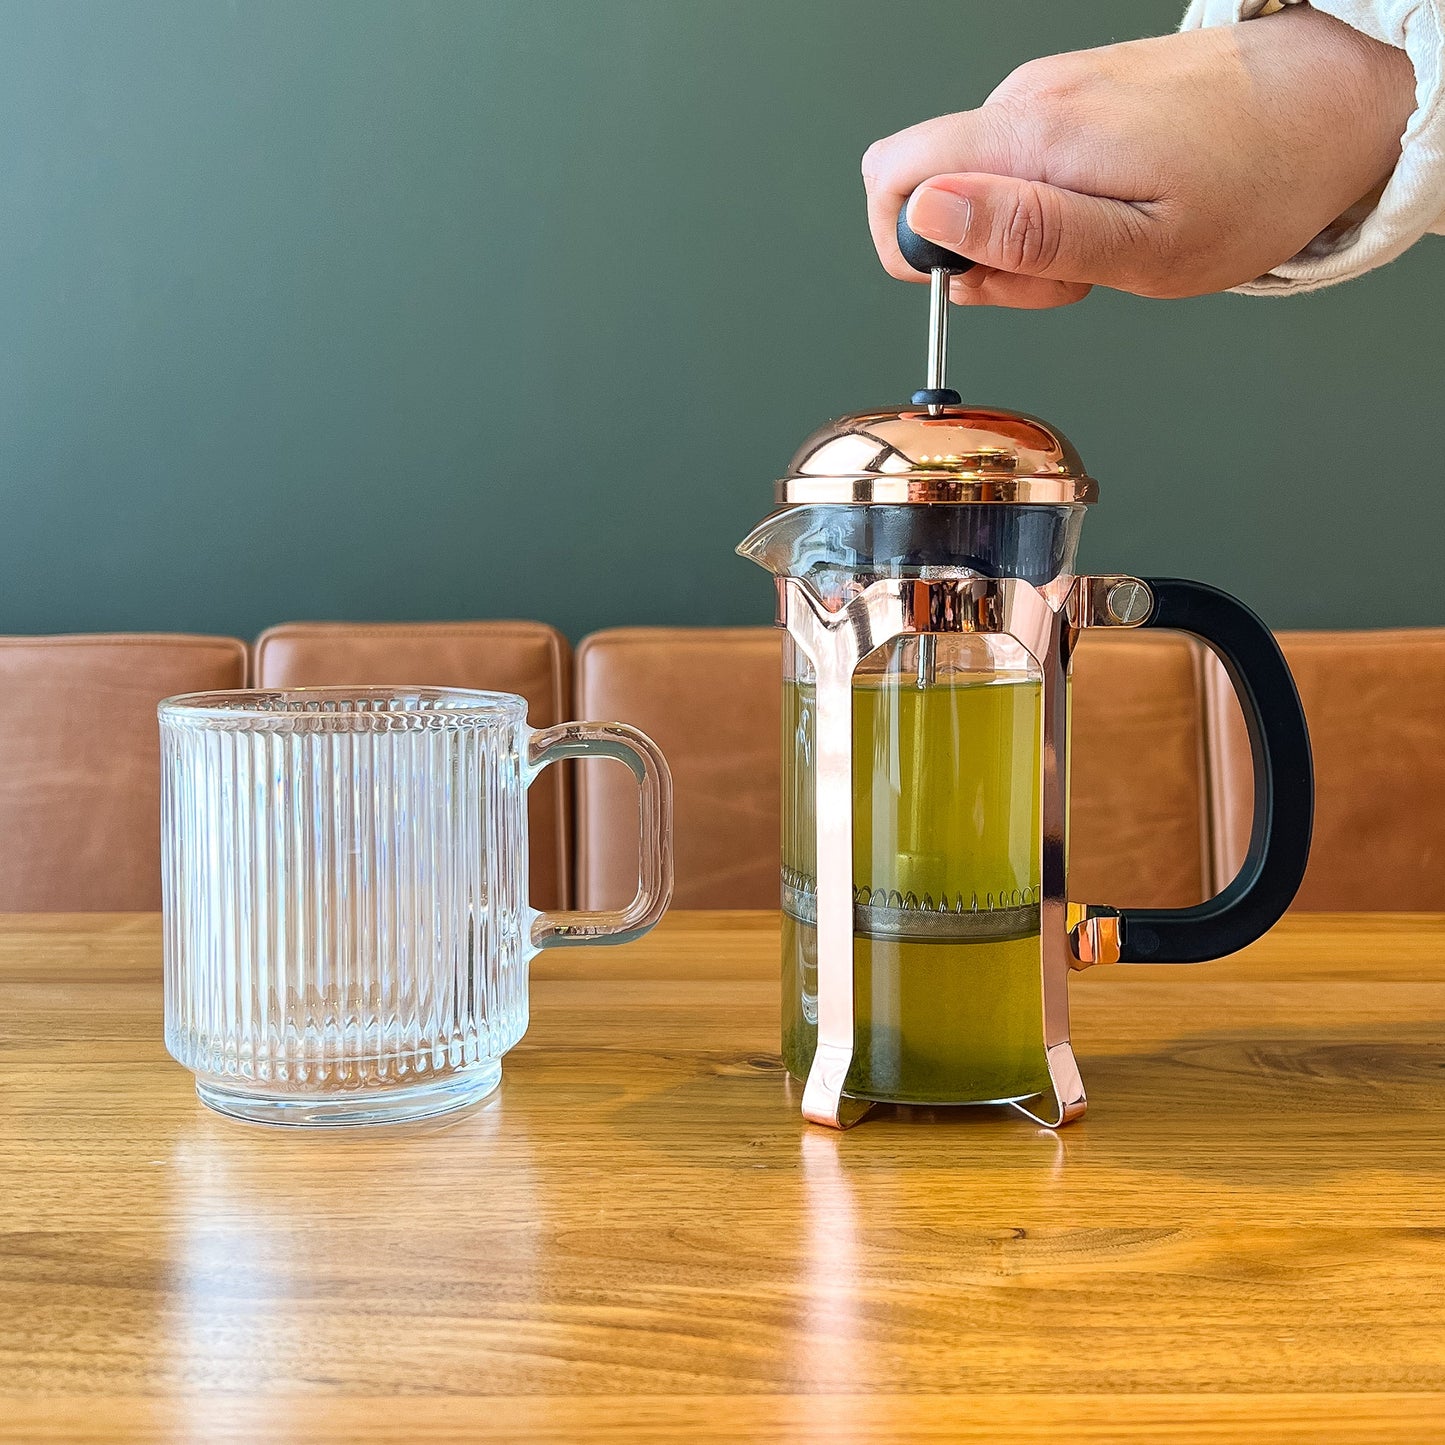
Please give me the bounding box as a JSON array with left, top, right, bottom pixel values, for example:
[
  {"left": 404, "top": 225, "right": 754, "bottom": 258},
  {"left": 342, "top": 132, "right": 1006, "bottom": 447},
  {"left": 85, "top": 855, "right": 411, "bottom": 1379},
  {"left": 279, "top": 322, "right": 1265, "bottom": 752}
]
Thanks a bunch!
[
  {"left": 1115, "top": 579, "right": 1313, "bottom": 963},
  {"left": 897, "top": 202, "right": 976, "bottom": 275}
]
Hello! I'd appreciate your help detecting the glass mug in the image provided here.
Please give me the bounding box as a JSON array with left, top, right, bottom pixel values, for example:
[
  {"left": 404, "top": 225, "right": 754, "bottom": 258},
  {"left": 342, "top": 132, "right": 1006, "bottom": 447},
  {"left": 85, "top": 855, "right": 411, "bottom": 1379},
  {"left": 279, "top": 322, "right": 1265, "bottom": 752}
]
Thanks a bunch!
[{"left": 159, "top": 687, "right": 672, "bottom": 1126}]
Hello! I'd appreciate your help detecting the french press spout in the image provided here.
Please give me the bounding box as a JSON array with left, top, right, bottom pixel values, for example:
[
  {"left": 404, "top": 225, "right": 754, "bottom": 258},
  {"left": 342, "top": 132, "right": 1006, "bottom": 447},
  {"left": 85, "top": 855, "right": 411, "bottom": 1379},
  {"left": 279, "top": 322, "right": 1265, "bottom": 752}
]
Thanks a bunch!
[{"left": 738, "top": 205, "right": 1314, "bottom": 1131}]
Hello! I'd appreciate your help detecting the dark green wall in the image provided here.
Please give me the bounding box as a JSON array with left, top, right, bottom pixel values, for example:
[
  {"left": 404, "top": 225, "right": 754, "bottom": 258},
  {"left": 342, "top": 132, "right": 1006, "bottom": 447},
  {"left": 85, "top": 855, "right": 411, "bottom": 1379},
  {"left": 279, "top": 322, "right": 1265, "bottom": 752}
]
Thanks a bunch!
[{"left": 2, "top": 0, "right": 1439, "bottom": 639}]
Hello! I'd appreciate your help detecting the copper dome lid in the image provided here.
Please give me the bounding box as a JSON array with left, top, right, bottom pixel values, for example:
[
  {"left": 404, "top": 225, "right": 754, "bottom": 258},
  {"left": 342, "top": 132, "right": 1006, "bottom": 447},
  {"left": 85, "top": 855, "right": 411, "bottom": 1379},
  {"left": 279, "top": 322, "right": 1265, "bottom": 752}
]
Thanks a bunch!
[{"left": 776, "top": 402, "right": 1097, "bottom": 506}]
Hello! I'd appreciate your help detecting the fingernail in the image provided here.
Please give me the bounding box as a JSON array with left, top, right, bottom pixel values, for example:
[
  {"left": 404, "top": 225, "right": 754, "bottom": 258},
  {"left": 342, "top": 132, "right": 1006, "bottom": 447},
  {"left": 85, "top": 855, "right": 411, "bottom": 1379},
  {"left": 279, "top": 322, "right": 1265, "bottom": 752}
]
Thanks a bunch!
[{"left": 908, "top": 188, "right": 972, "bottom": 248}]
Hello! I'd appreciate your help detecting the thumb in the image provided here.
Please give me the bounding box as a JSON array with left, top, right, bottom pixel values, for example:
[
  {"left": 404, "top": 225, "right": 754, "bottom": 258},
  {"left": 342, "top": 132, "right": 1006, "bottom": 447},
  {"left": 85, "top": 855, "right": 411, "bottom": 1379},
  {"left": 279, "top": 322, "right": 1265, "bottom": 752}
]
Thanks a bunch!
[{"left": 907, "top": 175, "right": 1148, "bottom": 286}]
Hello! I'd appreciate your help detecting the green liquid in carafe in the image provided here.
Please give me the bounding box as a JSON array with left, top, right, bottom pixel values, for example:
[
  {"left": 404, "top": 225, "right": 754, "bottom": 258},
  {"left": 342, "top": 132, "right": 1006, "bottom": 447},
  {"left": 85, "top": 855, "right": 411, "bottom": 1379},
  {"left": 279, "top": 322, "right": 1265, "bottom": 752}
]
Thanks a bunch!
[{"left": 781, "top": 667, "right": 1052, "bottom": 1105}]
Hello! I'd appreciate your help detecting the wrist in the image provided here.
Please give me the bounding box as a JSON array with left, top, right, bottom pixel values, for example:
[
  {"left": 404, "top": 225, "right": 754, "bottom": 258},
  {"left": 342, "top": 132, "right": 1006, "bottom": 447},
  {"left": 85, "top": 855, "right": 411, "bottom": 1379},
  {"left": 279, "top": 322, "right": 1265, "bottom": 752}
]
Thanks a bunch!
[
  {"left": 1184, "top": 0, "right": 1436, "bottom": 294},
  {"left": 1248, "top": 5, "right": 1415, "bottom": 207},
  {"left": 1279, "top": 6, "right": 1414, "bottom": 153}
]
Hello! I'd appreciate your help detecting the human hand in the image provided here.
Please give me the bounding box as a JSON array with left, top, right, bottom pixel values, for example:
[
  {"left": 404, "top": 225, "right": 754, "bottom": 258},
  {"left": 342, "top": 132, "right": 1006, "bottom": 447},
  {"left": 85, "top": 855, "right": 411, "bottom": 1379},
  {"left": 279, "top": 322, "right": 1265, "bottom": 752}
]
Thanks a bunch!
[{"left": 863, "top": 6, "right": 1415, "bottom": 307}]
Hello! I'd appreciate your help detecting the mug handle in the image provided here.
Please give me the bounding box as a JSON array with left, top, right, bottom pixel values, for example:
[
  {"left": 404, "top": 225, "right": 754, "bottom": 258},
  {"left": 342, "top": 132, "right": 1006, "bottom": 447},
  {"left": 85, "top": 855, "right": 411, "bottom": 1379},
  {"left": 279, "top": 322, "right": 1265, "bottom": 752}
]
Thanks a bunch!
[
  {"left": 1100, "top": 579, "right": 1314, "bottom": 963},
  {"left": 525, "top": 721, "right": 674, "bottom": 949}
]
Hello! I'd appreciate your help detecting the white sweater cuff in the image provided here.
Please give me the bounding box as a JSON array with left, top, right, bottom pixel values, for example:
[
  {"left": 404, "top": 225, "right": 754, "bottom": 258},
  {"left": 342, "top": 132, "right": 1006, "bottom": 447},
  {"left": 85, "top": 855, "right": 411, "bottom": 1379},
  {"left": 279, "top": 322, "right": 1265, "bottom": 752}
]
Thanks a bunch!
[{"left": 1180, "top": 0, "right": 1445, "bottom": 294}]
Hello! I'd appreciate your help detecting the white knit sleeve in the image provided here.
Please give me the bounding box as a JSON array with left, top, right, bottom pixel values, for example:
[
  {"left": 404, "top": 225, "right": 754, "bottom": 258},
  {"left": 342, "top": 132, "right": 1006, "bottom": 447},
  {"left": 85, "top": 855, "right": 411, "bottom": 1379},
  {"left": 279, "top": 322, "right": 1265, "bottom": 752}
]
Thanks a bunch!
[{"left": 1180, "top": 0, "right": 1445, "bottom": 294}]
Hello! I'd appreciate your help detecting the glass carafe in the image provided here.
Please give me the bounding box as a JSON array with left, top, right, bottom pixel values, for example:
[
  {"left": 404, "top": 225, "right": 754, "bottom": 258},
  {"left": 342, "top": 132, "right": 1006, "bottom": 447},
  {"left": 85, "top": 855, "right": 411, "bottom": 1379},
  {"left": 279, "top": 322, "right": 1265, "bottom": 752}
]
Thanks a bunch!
[{"left": 782, "top": 630, "right": 1049, "bottom": 1106}]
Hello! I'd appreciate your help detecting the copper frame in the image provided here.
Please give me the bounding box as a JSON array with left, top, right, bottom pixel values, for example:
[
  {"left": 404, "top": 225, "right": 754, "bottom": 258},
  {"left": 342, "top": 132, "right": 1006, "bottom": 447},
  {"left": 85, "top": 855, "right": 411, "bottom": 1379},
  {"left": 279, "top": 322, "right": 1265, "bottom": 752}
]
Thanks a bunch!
[{"left": 778, "top": 571, "right": 1150, "bottom": 1131}]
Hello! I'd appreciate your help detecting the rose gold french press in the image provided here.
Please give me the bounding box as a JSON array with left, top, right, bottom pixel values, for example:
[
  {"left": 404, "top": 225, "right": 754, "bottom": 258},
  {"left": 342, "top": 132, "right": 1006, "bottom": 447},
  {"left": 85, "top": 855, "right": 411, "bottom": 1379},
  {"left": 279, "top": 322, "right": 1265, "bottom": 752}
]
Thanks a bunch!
[{"left": 739, "top": 206, "right": 1314, "bottom": 1130}]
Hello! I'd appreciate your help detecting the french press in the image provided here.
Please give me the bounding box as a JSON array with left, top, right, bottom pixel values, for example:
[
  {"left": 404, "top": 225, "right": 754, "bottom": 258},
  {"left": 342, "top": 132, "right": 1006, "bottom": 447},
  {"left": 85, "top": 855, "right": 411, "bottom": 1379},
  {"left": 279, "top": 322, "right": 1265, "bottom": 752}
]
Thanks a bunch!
[{"left": 738, "top": 208, "right": 1314, "bottom": 1130}]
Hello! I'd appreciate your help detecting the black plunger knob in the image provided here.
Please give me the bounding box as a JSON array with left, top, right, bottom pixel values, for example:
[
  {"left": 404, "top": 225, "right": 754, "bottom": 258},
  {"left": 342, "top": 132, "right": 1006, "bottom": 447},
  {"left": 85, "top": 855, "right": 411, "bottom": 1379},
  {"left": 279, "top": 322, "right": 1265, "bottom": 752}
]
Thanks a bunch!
[{"left": 896, "top": 203, "right": 976, "bottom": 275}]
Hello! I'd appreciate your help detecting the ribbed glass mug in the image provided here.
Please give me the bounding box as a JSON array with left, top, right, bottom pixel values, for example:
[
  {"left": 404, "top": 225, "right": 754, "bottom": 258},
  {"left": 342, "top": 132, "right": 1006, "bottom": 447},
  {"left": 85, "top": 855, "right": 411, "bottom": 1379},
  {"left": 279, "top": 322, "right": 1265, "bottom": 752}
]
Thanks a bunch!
[{"left": 159, "top": 686, "right": 672, "bottom": 1126}]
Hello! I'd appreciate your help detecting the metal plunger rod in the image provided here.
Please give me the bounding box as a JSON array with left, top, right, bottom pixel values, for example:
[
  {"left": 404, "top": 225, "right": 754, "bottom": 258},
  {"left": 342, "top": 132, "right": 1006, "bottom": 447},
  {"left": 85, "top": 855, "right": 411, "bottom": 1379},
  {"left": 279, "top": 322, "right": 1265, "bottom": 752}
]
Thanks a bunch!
[
  {"left": 915, "top": 632, "right": 937, "bottom": 688},
  {"left": 925, "top": 269, "right": 949, "bottom": 414}
]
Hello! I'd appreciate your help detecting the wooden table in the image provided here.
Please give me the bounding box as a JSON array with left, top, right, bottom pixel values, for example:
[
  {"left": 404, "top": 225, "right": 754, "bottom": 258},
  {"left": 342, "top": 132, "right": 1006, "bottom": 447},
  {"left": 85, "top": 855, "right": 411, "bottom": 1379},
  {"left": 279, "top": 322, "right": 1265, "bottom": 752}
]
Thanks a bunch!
[{"left": 2, "top": 911, "right": 1443, "bottom": 1442}]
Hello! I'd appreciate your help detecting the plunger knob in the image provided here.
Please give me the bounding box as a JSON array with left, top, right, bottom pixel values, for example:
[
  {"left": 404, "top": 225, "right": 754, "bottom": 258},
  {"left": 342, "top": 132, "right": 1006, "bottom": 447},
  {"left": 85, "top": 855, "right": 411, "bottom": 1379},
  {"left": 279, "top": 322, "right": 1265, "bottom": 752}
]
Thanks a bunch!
[{"left": 896, "top": 206, "right": 975, "bottom": 277}]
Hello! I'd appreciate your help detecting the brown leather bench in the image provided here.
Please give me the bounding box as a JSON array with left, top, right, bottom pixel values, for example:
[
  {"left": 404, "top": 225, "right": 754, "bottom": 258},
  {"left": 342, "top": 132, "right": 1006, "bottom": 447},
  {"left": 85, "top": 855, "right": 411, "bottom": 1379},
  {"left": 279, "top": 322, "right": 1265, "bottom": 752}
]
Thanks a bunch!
[{"left": 5, "top": 622, "right": 1433, "bottom": 917}]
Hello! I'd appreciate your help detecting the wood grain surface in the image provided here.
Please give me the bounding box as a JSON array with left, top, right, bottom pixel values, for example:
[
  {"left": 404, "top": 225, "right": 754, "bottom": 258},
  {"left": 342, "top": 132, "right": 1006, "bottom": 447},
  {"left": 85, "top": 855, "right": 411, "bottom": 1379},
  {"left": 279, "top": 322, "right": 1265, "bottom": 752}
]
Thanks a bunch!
[{"left": 1, "top": 911, "right": 1443, "bottom": 1442}]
